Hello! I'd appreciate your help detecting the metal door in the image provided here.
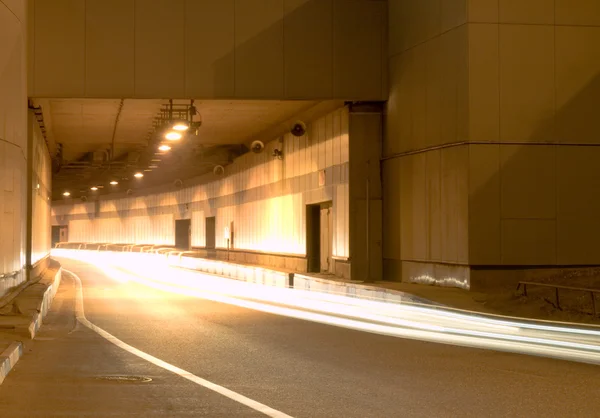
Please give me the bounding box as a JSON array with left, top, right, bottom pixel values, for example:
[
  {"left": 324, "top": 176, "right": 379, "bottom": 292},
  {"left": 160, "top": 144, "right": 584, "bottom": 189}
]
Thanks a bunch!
[{"left": 320, "top": 205, "right": 333, "bottom": 273}]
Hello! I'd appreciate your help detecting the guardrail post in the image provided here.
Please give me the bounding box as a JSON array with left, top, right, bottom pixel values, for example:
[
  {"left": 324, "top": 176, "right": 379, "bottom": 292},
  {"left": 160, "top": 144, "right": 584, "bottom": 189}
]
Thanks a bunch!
[{"left": 555, "top": 288, "right": 560, "bottom": 310}]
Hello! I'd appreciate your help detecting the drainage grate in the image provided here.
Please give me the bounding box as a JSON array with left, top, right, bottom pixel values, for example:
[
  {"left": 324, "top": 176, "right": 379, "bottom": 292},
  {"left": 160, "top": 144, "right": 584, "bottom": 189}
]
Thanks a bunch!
[{"left": 96, "top": 375, "right": 153, "bottom": 383}]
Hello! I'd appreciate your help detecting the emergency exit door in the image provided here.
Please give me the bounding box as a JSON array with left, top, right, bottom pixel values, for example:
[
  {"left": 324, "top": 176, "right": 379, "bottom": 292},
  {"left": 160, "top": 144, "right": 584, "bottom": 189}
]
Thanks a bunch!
[
  {"left": 306, "top": 202, "right": 333, "bottom": 273},
  {"left": 175, "top": 219, "right": 191, "bottom": 250}
]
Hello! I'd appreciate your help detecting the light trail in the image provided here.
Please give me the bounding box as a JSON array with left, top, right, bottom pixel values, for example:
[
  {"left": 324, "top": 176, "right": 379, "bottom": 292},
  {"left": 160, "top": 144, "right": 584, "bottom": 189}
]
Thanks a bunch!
[{"left": 52, "top": 249, "right": 600, "bottom": 365}]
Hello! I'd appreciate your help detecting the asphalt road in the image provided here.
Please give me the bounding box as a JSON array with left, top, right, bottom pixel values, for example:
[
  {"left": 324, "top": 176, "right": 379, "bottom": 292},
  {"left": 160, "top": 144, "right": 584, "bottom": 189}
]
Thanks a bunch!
[{"left": 0, "top": 258, "right": 599, "bottom": 417}]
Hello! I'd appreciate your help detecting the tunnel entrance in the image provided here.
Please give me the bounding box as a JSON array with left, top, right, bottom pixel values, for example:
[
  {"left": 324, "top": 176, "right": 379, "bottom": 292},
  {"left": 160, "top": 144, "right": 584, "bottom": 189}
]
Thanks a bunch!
[
  {"left": 306, "top": 202, "right": 333, "bottom": 273},
  {"left": 175, "top": 219, "right": 191, "bottom": 250}
]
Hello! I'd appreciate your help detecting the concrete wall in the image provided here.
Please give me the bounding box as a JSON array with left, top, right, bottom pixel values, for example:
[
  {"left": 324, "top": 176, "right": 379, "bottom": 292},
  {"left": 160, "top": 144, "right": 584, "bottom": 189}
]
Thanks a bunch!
[
  {"left": 384, "top": 0, "right": 470, "bottom": 287},
  {"left": 0, "top": 0, "right": 28, "bottom": 295},
  {"left": 29, "top": 0, "right": 387, "bottom": 100},
  {"left": 52, "top": 106, "right": 350, "bottom": 274},
  {"left": 384, "top": 0, "right": 600, "bottom": 289}
]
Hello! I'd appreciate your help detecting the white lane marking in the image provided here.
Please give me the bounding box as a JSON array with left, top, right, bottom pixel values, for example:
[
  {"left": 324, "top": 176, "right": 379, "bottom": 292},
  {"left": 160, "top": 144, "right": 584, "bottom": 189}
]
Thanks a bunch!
[{"left": 64, "top": 268, "right": 294, "bottom": 418}]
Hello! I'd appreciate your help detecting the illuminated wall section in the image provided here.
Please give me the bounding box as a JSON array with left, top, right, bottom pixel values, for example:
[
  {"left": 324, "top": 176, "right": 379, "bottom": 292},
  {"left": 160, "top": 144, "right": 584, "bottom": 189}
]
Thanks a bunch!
[
  {"left": 52, "top": 106, "right": 350, "bottom": 260},
  {"left": 30, "top": 112, "right": 52, "bottom": 265}
]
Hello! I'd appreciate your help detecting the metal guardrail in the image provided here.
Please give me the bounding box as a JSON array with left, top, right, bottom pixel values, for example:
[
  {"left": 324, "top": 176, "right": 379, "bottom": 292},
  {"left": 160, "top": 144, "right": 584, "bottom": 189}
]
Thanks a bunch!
[{"left": 517, "top": 281, "right": 600, "bottom": 317}]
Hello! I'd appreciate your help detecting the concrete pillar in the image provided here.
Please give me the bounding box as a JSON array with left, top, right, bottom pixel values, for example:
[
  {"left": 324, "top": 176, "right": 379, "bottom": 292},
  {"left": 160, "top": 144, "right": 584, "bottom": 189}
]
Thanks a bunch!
[
  {"left": 0, "top": 0, "right": 28, "bottom": 294},
  {"left": 349, "top": 102, "right": 383, "bottom": 282},
  {"left": 385, "top": 0, "right": 600, "bottom": 290}
]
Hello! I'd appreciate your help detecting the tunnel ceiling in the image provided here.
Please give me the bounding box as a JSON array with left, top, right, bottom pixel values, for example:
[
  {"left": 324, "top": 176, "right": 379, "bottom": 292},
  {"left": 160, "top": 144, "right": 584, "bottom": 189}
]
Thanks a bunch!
[{"left": 33, "top": 98, "right": 335, "bottom": 202}]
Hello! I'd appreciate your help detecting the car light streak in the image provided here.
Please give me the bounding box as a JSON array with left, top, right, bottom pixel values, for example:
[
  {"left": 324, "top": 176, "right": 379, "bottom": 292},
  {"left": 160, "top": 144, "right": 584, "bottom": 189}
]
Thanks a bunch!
[{"left": 53, "top": 249, "right": 600, "bottom": 365}]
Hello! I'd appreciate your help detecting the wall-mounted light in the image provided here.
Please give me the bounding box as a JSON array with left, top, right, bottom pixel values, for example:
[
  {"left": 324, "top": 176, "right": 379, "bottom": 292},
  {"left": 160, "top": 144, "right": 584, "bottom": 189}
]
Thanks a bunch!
[
  {"left": 165, "top": 131, "right": 182, "bottom": 141},
  {"left": 272, "top": 149, "right": 283, "bottom": 160},
  {"left": 134, "top": 172, "right": 144, "bottom": 178},
  {"left": 158, "top": 144, "right": 171, "bottom": 152},
  {"left": 90, "top": 186, "right": 98, "bottom": 191},
  {"left": 110, "top": 181, "right": 119, "bottom": 185},
  {"left": 63, "top": 191, "right": 71, "bottom": 197}
]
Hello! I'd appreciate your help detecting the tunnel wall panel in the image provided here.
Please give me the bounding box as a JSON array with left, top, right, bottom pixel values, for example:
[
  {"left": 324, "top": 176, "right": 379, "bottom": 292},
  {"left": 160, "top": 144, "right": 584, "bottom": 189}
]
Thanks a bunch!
[{"left": 30, "top": 112, "right": 52, "bottom": 265}]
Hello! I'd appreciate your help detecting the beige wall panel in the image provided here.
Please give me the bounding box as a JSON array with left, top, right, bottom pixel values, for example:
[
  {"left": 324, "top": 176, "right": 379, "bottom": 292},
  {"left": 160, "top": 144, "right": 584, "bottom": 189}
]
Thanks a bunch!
[
  {"left": 408, "top": 0, "right": 441, "bottom": 50},
  {"left": 468, "top": 144, "right": 501, "bottom": 264},
  {"left": 425, "top": 36, "right": 443, "bottom": 148},
  {"left": 185, "top": 0, "right": 234, "bottom": 98},
  {"left": 400, "top": 154, "right": 427, "bottom": 260},
  {"left": 501, "top": 219, "right": 556, "bottom": 265},
  {"left": 325, "top": 113, "right": 334, "bottom": 168},
  {"left": 440, "top": 146, "right": 469, "bottom": 263},
  {"left": 385, "top": 51, "right": 413, "bottom": 156},
  {"left": 440, "top": 25, "right": 469, "bottom": 145},
  {"left": 33, "top": 0, "right": 85, "bottom": 97},
  {"left": 468, "top": 23, "right": 499, "bottom": 142},
  {"left": 556, "top": 0, "right": 600, "bottom": 26},
  {"left": 0, "top": 7, "right": 26, "bottom": 151},
  {"left": 333, "top": 0, "right": 384, "bottom": 99},
  {"left": 426, "top": 150, "right": 441, "bottom": 261},
  {"left": 86, "top": 0, "right": 135, "bottom": 97},
  {"left": 27, "top": 0, "right": 34, "bottom": 93},
  {"left": 134, "top": 0, "right": 185, "bottom": 98},
  {"left": 468, "top": 0, "right": 498, "bottom": 23},
  {"left": 441, "top": 0, "right": 467, "bottom": 32},
  {"left": 499, "top": 25, "right": 555, "bottom": 143},
  {"left": 412, "top": 44, "right": 428, "bottom": 149},
  {"left": 387, "top": 0, "right": 406, "bottom": 57},
  {"left": 558, "top": 219, "right": 600, "bottom": 265},
  {"left": 30, "top": 117, "right": 52, "bottom": 264},
  {"left": 284, "top": 0, "right": 332, "bottom": 98},
  {"left": 382, "top": 160, "right": 401, "bottom": 259},
  {"left": 234, "top": 0, "right": 284, "bottom": 98},
  {"left": 499, "top": 0, "right": 554, "bottom": 24},
  {"left": 556, "top": 147, "right": 600, "bottom": 219},
  {"left": 340, "top": 107, "right": 349, "bottom": 164},
  {"left": 500, "top": 145, "right": 556, "bottom": 220},
  {"left": 555, "top": 27, "right": 600, "bottom": 144}
]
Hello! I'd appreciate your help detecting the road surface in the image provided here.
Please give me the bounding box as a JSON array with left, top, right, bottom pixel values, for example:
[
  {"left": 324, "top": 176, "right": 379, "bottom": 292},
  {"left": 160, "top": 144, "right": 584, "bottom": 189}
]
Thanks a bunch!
[{"left": 0, "top": 257, "right": 598, "bottom": 417}]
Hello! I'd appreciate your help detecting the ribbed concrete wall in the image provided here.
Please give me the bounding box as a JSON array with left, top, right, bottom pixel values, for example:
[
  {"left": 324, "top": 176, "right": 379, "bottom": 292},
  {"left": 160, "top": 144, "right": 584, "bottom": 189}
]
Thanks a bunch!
[{"left": 30, "top": 112, "right": 52, "bottom": 265}]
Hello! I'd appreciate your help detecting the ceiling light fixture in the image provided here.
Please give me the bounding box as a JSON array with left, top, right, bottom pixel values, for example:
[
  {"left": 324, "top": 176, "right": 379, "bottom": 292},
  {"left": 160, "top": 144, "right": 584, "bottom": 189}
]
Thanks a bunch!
[
  {"left": 172, "top": 121, "right": 189, "bottom": 131},
  {"left": 134, "top": 172, "right": 144, "bottom": 178},
  {"left": 165, "top": 131, "right": 182, "bottom": 141},
  {"left": 158, "top": 144, "right": 171, "bottom": 152},
  {"left": 110, "top": 181, "right": 119, "bottom": 185},
  {"left": 90, "top": 186, "right": 98, "bottom": 191},
  {"left": 63, "top": 191, "right": 71, "bottom": 197}
]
